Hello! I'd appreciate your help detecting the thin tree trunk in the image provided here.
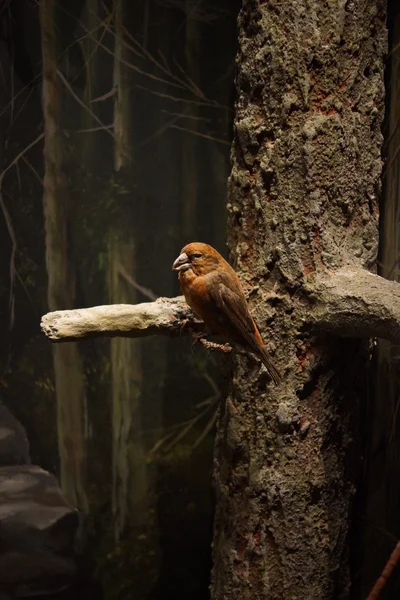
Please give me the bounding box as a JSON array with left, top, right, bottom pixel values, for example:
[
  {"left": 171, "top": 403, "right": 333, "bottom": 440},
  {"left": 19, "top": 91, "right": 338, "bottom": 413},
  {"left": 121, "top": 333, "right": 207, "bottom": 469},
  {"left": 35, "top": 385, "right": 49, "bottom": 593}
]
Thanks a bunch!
[
  {"left": 110, "top": 0, "right": 147, "bottom": 541},
  {"left": 81, "top": 0, "right": 99, "bottom": 162},
  {"left": 113, "top": 0, "right": 131, "bottom": 173},
  {"left": 209, "top": 121, "right": 230, "bottom": 252},
  {"left": 40, "top": 0, "right": 88, "bottom": 512},
  {"left": 109, "top": 235, "right": 147, "bottom": 538},
  {"left": 211, "top": 1, "right": 387, "bottom": 598},
  {"left": 181, "top": 1, "right": 200, "bottom": 240}
]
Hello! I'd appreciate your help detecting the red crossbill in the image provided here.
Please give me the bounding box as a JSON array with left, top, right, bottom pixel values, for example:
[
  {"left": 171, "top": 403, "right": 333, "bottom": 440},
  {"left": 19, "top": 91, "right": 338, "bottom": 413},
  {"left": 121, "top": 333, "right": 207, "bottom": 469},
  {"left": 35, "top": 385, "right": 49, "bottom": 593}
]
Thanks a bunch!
[{"left": 172, "top": 242, "right": 281, "bottom": 385}]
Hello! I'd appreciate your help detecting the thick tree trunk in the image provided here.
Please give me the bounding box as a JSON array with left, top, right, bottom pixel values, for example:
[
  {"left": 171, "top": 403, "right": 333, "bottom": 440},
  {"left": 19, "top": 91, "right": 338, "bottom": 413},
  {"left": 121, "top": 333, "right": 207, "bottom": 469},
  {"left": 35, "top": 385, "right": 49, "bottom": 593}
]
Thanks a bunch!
[
  {"left": 211, "top": 2, "right": 387, "bottom": 599},
  {"left": 40, "top": 0, "right": 88, "bottom": 512},
  {"left": 110, "top": 0, "right": 147, "bottom": 541}
]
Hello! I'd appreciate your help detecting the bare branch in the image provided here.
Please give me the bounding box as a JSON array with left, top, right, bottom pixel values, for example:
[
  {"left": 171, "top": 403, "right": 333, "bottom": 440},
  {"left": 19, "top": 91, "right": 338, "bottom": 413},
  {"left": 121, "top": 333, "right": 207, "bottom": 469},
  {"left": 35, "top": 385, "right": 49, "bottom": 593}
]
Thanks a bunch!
[
  {"left": 56, "top": 70, "right": 117, "bottom": 142},
  {"left": 0, "top": 188, "right": 16, "bottom": 329},
  {"left": 192, "top": 408, "right": 219, "bottom": 450},
  {"left": 91, "top": 88, "right": 116, "bottom": 103},
  {"left": 135, "top": 84, "right": 228, "bottom": 110},
  {"left": 41, "top": 296, "right": 203, "bottom": 342},
  {"left": 75, "top": 124, "right": 114, "bottom": 134},
  {"left": 308, "top": 268, "right": 400, "bottom": 343},
  {"left": 0, "top": 133, "right": 44, "bottom": 179},
  {"left": 0, "top": 133, "right": 45, "bottom": 330},
  {"left": 117, "top": 263, "right": 158, "bottom": 301},
  {"left": 79, "top": 5, "right": 189, "bottom": 92},
  {"left": 21, "top": 156, "right": 43, "bottom": 185},
  {"left": 97, "top": 3, "right": 228, "bottom": 109},
  {"left": 169, "top": 124, "right": 230, "bottom": 146},
  {"left": 366, "top": 538, "right": 400, "bottom": 600}
]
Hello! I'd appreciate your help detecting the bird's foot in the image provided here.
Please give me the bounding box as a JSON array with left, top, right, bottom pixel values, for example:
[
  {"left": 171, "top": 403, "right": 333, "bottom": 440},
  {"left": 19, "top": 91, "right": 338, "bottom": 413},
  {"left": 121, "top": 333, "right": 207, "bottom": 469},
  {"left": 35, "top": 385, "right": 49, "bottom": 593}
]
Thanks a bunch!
[
  {"left": 190, "top": 332, "right": 233, "bottom": 354},
  {"left": 198, "top": 338, "right": 233, "bottom": 354}
]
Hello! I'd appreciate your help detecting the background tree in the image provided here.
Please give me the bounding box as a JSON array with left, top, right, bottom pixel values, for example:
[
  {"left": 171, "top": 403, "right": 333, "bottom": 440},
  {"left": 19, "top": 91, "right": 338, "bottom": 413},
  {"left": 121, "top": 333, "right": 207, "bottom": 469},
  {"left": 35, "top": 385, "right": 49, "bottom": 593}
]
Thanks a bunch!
[
  {"left": 108, "top": 0, "right": 148, "bottom": 542},
  {"left": 40, "top": 0, "right": 88, "bottom": 513}
]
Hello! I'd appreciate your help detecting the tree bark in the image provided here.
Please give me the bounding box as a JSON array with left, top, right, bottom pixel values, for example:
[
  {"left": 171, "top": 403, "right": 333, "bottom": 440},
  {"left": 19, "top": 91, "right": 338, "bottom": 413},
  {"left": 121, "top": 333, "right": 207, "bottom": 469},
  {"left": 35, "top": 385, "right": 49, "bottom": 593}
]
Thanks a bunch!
[
  {"left": 211, "top": 1, "right": 387, "bottom": 599},
  {"left": 40, "top": 0, "right": 88, "bottom": 512}
]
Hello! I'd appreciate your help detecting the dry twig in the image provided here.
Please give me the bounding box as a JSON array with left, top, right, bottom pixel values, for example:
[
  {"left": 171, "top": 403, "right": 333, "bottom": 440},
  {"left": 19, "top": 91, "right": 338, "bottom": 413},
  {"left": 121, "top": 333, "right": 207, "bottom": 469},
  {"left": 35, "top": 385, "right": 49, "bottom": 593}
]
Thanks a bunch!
[{"left": 366, "top": 539, "right": 400, "bottom": 600}]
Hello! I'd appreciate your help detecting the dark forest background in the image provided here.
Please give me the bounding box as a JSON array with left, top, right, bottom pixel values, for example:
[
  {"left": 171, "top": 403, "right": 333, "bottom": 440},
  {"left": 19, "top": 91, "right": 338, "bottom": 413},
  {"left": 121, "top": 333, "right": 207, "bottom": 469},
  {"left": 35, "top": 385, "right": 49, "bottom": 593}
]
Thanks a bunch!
[
  {"left": 1, "top": 0, "right": 400, "bottom": 599},
  {"left": 0, "top": 0, "right": 240, "bottom": 597}
]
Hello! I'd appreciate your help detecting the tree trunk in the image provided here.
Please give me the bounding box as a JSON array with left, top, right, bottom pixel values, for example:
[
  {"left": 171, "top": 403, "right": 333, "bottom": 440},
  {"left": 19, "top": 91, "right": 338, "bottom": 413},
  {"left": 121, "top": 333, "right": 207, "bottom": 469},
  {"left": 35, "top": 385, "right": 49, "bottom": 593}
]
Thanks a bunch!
[
  {"left": 113, "top": 0, "right": 131, "bottom": 174},
  {"left": 181, "top": 0, "right": 201, "bottom": 240},
  {"left": 40, "top": 0, "right": 88, "bottom": 512},
  {"left": 211, "top": 1, "right": 387, "bottom": 599},
  {"left": 110, "top": 0, "right": 147, "bottom": 541},
  {"left": 80, "top": 0, "right": 100, "bottom": 162}
]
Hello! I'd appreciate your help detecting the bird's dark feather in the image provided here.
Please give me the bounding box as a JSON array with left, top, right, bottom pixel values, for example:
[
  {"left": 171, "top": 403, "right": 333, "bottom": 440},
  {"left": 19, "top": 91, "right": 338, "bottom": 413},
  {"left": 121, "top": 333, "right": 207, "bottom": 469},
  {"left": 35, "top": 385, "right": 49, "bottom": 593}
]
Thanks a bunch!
[
  {"left": 207, "top": 272, "right": 281, "bottom": 385},
  {"left": 210, "top": 283, "right": 256, "bottom": 341}
]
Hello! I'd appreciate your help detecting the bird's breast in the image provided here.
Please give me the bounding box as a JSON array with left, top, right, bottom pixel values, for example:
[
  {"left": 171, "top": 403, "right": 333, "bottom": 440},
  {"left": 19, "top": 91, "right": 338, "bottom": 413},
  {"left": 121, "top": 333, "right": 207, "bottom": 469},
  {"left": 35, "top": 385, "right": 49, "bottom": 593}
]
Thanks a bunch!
[{"left": 179, "top": 273, "right": 221, "bottom": 332}]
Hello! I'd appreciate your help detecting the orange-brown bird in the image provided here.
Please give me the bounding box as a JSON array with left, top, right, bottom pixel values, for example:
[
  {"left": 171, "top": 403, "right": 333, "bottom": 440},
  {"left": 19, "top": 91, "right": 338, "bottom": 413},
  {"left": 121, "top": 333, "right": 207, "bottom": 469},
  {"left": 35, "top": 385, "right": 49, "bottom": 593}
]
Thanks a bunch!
[{"left": 172, "top": 242, "right": 281, "bottom": 385}]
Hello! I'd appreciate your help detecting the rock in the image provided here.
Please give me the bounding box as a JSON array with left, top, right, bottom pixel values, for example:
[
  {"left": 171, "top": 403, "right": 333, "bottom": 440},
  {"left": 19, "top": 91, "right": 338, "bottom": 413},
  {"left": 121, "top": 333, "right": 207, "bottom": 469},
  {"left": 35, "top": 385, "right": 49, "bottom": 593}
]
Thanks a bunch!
[
  {"left": 0, "top": 465, "right": 79, "bottom": 597},
  {"left": 0, "top": 403, "right": 30, "bottom": 466}
]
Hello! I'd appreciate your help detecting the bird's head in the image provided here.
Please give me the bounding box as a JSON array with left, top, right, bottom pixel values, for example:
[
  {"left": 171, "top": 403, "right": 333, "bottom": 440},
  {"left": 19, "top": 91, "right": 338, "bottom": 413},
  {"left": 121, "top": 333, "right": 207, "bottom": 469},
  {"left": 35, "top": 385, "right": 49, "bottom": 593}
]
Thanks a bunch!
[{"left": 172, "top": 242, "right": 222, "bottom": 276}]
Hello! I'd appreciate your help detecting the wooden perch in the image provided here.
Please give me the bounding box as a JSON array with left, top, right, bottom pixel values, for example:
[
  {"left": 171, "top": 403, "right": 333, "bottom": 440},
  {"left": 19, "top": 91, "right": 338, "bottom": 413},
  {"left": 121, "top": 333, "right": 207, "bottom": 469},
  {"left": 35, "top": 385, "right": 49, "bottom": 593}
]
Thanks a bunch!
[
  {"left": 41, "top": 296, "right": 202, "bottom": 342},
  {"left": 41, "top": 268, "right": 400, "bottom": 345}
]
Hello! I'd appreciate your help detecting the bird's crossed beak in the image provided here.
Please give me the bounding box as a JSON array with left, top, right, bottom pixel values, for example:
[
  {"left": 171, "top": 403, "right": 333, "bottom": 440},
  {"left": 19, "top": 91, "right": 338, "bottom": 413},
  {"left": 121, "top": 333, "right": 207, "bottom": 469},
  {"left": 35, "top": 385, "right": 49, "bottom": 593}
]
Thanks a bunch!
[{"left": 172, "top": 252, "right": 190, "bottom": 272}]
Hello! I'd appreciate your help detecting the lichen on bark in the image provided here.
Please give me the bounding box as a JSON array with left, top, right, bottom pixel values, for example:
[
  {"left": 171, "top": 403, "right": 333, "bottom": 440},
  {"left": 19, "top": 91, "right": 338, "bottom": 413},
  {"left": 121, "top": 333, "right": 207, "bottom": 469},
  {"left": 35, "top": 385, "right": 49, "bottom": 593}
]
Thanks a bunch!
[{"left": 212, "top": 1, "right": 387, "bottom": 598}]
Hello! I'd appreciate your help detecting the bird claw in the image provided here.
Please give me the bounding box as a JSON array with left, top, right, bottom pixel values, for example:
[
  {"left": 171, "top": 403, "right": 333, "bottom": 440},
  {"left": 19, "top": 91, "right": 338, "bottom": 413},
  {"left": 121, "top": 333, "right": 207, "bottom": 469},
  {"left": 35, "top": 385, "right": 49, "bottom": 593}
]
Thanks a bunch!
[{"left": 196, "top": 336, "right": 233, "bottom": 354}]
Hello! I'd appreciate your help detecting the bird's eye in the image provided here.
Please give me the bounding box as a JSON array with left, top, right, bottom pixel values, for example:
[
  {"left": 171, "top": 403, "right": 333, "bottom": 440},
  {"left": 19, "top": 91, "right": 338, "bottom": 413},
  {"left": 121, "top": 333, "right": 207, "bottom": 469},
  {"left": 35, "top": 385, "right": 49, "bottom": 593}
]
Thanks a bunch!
[{"left": 192, "top": 253, "right": 202, "bottom": 259}]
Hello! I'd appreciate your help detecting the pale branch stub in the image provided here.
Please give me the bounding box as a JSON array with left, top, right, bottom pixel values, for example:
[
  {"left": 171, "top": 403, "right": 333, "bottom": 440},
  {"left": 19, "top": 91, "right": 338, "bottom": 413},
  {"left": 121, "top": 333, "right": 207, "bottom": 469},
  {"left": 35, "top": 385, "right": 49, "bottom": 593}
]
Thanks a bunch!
[
  {"left": 40, "top": 268, "right": 400, "bottom": 345},
  {"left": 40, "top": 295, "right": 203, "bottom": 342},
  {"left": 309, "top": 268, "right": 400, "bottom": 344}
]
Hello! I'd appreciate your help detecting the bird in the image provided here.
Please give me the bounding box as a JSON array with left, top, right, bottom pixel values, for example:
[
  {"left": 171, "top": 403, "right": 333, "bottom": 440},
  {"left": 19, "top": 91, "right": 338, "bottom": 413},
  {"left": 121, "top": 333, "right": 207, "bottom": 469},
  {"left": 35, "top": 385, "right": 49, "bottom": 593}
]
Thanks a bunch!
[{"left": 172, "top": 242, "right": 281, "bottom": 385}]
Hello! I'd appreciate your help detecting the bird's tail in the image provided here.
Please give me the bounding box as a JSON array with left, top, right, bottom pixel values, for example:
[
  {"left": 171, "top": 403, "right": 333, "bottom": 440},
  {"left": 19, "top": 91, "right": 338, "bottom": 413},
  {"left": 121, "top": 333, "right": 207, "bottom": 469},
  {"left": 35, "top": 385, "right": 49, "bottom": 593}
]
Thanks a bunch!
[{"left": 259, "top": 346, "right": 281, "bottom": 385}]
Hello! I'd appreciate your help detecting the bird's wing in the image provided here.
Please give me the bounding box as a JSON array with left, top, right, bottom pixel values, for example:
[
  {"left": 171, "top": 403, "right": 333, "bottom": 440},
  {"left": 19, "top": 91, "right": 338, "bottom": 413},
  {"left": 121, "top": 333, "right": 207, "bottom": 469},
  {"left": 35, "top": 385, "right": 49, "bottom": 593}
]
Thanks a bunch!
[
  {"left": 208, "top": 277, "right": 258, "bottom": 346},
  {"left": 207, "top": 272, "right": 281, "bottom": 384}
]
